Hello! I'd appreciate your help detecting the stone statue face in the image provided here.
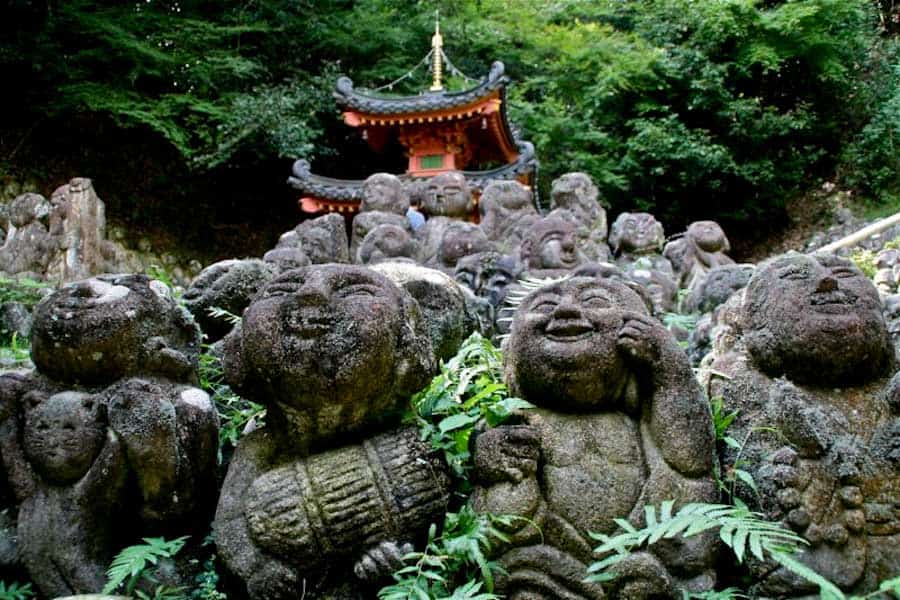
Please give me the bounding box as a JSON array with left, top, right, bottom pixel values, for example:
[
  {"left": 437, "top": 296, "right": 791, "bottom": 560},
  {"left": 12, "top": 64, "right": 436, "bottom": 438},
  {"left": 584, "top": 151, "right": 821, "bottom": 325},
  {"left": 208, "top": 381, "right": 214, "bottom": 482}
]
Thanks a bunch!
[
  {"left": 523, "top": 217, "right": 581, "bottom": 270},
  {"left": 31, "top": 274, "right": 196, "bottom": 384},
  {"left": 610, "top": 212, "right": 665, "bottom": 254},
  {"left": 423, "top": 173, "right": 472, "bottom": 218},
  {"left": 687, "top": 220, "right": 729, "bottom": 253},
  {"left": 24, "top": 391, "right": 105, "bottom": 484},
  {"left": 689, "top": 263, "right": 755, "bottom": 313},
  {"left": 550, "top": 172, "right": 600, "bottom": 222},
  {"left": 296, "top": 214, "right": 350, "bottom": 264},
  {"left": 480, "top": 180, "right": 533, "bottom": 214},
  {"left": 438, "top": 223, "right": 492, "bottom": 269},
  {"left": 361, "top": 173, "right": 408, "bottom": 214},
  {"left": 743, "top": 253, "right": 892, "bottom": 385},
  {"left": 454, "top": 251, "right": 520, "bottom": 306},
  {"left": 358, "top": 224, "right": 416, "bottom": 264},
  {"left": 236, "top": 266, "right": 432, "bottom": 427},
  {"left": 505, "top": 277, "right": 648, "bottom": 410},
  {"left": 351, "top": 212, "right": 407, "bottom": 258}
]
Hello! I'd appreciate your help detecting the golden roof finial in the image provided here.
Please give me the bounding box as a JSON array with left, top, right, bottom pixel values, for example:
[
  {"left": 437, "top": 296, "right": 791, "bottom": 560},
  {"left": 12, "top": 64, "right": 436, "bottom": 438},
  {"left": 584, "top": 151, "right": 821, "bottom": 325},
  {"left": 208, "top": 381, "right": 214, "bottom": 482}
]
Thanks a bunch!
[{"left": 430, "top": 10, "right": 444, "bottom": 92}]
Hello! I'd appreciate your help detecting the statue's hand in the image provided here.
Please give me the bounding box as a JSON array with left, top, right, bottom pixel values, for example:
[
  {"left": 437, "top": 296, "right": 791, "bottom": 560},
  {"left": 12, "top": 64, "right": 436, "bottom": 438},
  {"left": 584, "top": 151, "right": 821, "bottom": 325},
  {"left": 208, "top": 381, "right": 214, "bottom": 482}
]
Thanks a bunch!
[
  {"left": 353, "top": 540, "right": 414, "bottom": 583},
  {"left": 617, "top": 311, "right": 665, "bottom": 365},
  {"left": 474, "top": 424, "right": 540, "bottom": 484}
]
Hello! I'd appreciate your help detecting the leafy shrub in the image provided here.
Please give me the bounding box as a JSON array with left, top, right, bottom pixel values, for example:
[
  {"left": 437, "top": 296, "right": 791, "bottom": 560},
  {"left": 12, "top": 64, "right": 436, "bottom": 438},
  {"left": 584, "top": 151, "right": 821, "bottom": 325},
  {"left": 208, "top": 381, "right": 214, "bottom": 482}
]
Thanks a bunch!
[
  {"left": 408, "top": 333, "right": 532, "bottom": 487},
  {"left": 198, "top": 347, "right": 264, "bottom": 460}
]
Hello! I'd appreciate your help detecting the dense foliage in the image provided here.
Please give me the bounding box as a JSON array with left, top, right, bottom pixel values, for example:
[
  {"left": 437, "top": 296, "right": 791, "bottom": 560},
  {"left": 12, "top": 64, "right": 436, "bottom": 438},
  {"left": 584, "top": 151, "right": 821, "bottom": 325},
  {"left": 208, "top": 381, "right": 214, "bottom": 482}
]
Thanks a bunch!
[{"left": 1, "top": 0, "right": 897, "bottom": 252}]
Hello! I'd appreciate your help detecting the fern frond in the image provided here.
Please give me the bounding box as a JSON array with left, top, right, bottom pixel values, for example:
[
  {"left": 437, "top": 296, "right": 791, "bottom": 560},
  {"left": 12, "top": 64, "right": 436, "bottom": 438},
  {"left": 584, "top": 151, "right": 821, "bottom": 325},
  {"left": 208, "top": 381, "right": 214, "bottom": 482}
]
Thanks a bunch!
[
  {"left": 103, "top": 536, "right": 189, "bottom": 594},
  {"left": 206, "top": 306, "right": 242, "bottom": 325}
]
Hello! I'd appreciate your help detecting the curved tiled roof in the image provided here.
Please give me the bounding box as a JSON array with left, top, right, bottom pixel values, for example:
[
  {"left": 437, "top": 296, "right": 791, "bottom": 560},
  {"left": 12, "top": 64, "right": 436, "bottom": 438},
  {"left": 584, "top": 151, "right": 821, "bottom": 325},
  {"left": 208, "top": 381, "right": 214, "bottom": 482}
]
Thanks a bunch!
[
  {"left": 287, "top": 141, "right": 537, "bottom": 203},
  {"left": 334, "top": 61, "right": 508, "bottom": 116}
]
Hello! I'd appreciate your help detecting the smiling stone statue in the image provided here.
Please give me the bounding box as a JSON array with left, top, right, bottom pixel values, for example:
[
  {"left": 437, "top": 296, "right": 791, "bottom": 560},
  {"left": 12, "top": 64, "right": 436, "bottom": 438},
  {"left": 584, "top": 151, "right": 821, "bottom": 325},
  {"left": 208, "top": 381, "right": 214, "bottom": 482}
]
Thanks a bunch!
[
  {"left": 214, "top": 265, "right": 450, "bottom": 598},
  {"left": 710, "top": 252, "right": 900, "bottom": 596},
  {"left": 472, "top": 276, "right": 717, "bottom": 599}
]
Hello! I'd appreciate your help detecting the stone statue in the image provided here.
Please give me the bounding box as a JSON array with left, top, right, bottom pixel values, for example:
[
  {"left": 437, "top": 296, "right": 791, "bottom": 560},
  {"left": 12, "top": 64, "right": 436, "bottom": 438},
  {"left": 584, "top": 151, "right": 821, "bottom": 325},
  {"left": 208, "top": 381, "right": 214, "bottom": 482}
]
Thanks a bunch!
[
  {"left": 0, "top": 193, "right": 55, "bottom": 277},
  {"left": 262, "top": 246, "right": 311, "bottom": 272},
  {"left": 0, "top": 274, "right": 218, "bottom": 597},
  {"left": 360, "top": 172, "right": 409, "bottom": 215},
  {"left": 664, "top": 221, "right": 734, "bottom": 290},
  {"left": 294, "top": 213, "right": 350, "bottom": 264},
  {"left": 709, "top": 252, "right": 900, "bottom": 596},
  {"left": 422, "top": 171, "right": 474, "bottom": 219},
  {"left": 372, "top": 262, "right": 478, "bottom": 361},
  {"left": 435, "top": 222, "right": 493, "bottom": 274},
  {"left": 547, "top": 208, "right": 611, "bottom": 263},
  {"left": 472, "top": 277, "right": 717, "bottom": 599},
  {"left": 214, "top": 265, "right": 450, "bottom": 598},
  {"left": 550, "top": 173, "right": 609, "bottom": 261},
  {"left": 682, "top": 263, "right": 755, "bottom": 315},
  {"left": 609, "top": 212, "right": 673, "bottom": 277},
  {"left": 454, "top": 251, "right": 522, "bottom": 337},
  {"left": 478, "top": 180, "right": 539, "bottom": 253},
  {"left": 350, "top": 211, "right": 409, "bottom": 263},
  {"left": 416, "top": 172, "right": 476, "bottom": 265},
  {"left": 184, "top": 259, "right": 278, "bottom": 342},
  {"left": 519, "top": 215, "right": 585, "bottom": 277},
  {"left": 357, "top": 224, "right": 418, "bottom": 265},
  {"left": 628, "top": 267, "right": 677, "bottom": 316}
]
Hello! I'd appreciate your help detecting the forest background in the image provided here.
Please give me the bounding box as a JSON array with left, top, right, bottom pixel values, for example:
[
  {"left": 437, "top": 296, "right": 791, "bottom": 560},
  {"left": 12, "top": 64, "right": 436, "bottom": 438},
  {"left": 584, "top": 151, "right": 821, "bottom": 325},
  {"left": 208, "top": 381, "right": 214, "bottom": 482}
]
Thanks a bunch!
[{"left": 1, "top": 0, "right": 898, "bottom": 262}]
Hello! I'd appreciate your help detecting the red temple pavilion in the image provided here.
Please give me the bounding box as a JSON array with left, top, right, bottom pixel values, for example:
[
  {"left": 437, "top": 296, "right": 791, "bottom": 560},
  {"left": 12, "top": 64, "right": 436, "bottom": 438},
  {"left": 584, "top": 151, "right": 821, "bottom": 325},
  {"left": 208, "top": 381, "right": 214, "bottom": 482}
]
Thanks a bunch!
[{"left": 288, "top": 21, "right": 537, "bottom": 217}]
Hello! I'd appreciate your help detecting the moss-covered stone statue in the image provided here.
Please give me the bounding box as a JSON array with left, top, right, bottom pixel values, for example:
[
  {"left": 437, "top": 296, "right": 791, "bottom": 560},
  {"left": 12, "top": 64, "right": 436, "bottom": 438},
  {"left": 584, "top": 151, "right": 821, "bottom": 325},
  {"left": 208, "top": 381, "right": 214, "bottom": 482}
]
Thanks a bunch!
[
  {"left": 709, "top": 252, "right": 900, "bottom": 596},
  {"left": 214, "top": 265, "right": 450, "bottom": 599},
  {"left": 0, "top": 274, "right": 218, "bottom": 598},
  {"left": 472, "top": 276, "right": 718, "bottom": 599}
]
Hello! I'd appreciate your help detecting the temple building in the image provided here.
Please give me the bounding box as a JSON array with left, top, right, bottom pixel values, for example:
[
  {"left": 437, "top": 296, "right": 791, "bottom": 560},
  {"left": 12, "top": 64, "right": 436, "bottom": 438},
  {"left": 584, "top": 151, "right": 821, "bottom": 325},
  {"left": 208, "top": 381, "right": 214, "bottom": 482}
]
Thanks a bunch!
[{"left": 288, "top": 21, "right": 537, "bottom": 218}]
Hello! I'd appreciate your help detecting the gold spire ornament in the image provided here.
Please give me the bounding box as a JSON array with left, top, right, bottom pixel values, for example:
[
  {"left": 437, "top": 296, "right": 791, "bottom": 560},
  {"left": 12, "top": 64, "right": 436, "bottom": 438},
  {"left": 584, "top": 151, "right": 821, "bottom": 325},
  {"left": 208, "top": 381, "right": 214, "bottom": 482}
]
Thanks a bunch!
[{"left": 430, "top": 11, "right": 444, "bottom": 92}]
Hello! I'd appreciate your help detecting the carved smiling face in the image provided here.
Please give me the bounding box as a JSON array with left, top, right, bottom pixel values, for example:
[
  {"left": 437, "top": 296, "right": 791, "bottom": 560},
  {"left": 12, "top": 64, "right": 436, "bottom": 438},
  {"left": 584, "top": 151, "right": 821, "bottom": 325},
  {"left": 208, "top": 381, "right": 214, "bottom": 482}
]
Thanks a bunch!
[
  {"left": 230, "top": 265, "right": 434, "bottom": 440},
  {"left": 521, "top": 217, "right": 581, "bottom": 271},
  {"left": 743, "top": 253, "right": 893, "bottom": 385},
  {"left": 505, "top": 277, "right": 648, "bottom": 410},
  {"left": 423, "top": 172, "right": 472, "bottom": 218}
]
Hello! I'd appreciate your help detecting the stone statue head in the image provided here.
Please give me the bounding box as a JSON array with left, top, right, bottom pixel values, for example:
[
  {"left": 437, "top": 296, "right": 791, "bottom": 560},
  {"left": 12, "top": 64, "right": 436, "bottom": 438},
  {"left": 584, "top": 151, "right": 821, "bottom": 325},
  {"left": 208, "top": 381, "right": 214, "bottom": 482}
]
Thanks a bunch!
[
  {"left": 687, "top": 220, "right": 730, "bottom": 253},
  {"left": 519, "top": 216, "right": 582, "bottom": 271},
  {"left": 684, "top": 263, "right": 755, "bottom": 314},
  {"left": 742, "top": 252, "right": 893, "bottom": 386},
  {"left": 423, "top": 172, "right": 472, "bottom": 218},
  {"left": 295, "top": 214, "right": 350, "bottom": 264},
  {"left": 372, "top": 263, "right": 476, "bottom": 361},
  {"left": 31, "top": 274, "right": 201, "bottom": 385},
  {"left": 23, "top": 391, "right": 106, "bottom": 485},
  {"left": 350, "top": 212, "right": 408, "bottom": 261},
  {"left": 454, "top": 251, "right": 521, "bottom": 307},
  {"left": 222, "top": 265, "right": 434, "bottom": 447},
  {"left": 479, "top": 180, "right": 535, "bottom": 221},
  {"left": 184, "top": 259, "right": 277, "bottom": 342},
  {"left": 357, "top": 224, "right": 417, "bottom": 264},
  {"left": 361, "top": 173, "right": 409, "bottom": 215},
  {"left": 609, "top": 212, "right": 665, "bottom": 255},
  {"left": 550, "top": 172, "right": 605, "bottom": 231},
  {"left": 504, "top": 277, "right": 648, "bottom": 410},
  {"left": 437, "top": 222, "right": 493, "bottom": 271},
  {"left": 263, "top": 247, "right": 311, "bottom": 272}
]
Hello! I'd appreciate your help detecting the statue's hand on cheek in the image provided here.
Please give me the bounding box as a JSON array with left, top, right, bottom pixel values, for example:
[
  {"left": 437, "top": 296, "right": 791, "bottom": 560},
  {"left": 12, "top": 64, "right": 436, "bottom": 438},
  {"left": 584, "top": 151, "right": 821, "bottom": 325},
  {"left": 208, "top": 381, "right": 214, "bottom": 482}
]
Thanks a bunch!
[{"left": 617, "top": 311, "right": 664, "bottom": 365}]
